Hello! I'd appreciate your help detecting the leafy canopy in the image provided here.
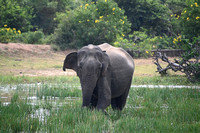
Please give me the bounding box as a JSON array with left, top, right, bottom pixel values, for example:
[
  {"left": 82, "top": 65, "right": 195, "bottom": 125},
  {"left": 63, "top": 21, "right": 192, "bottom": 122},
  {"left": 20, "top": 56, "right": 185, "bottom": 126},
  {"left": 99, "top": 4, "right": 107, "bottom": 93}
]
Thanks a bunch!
[
  {"left": 53, "top": 0, "right": 131, "bottom": 49},
  {"left": 0, "top": 0, "right": 33, "bottom": 32}
]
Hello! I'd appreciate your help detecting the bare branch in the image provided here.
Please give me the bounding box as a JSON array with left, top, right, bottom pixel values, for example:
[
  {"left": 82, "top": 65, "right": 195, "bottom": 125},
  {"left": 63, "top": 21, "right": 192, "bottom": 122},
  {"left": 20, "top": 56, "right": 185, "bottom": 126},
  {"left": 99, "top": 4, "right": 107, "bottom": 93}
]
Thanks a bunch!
[{"left": 153, "top": 51, "right": 200, "bottom": 82}]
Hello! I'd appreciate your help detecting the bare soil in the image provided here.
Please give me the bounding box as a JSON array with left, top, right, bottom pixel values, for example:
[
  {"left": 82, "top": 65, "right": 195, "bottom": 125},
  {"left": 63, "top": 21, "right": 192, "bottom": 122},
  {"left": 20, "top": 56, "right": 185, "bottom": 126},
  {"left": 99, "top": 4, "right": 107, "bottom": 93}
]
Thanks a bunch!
[{"left": 0, "top": 43, "right": 76, "bottom": 57}]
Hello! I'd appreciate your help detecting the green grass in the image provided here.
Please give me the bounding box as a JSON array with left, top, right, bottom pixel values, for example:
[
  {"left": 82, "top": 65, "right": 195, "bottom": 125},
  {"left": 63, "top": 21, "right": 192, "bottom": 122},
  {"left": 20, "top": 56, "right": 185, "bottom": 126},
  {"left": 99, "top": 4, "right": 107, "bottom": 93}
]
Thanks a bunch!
[
  {"left": 133, "top": 75, "right": 200, "bottom": 85},
  {"left": 36, "top": 84, "right": 81, "bottom": 99},
  {"left": 0, "top": 75, "right": 80, "bottom": 85},
  {"left": 1, "top": 82, "right": 200, "bottom": 132},
  {"left": 0, "top": 93, "right": 39, "bottom": 132},
  {"left": 1, "top": 74, "right": 200, "bottom": 86}
]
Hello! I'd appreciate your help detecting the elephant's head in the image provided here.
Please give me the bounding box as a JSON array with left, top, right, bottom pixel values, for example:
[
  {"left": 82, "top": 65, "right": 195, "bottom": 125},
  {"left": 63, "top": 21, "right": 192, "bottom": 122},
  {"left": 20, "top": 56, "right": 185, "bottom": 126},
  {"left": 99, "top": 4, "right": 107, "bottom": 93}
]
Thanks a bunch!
[{"left": 63, "top": 45, "right": 110, "bottom": 107}]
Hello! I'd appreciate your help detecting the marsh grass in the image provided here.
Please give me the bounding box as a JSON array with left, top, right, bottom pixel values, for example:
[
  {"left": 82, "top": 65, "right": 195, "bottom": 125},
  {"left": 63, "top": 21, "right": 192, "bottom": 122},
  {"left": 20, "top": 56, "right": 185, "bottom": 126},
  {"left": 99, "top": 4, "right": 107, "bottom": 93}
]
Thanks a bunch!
[
  {"left": 0, "top": 75, "right": 80, "bottom": 85},
  {"left": 133, "top": 75, "right": 200, "bottom": 85},
  {"left": 1, "top": 82, "right": 200, "bottom": 132},
  {"left": 0, "top": 93, "right": 39, "bottom": 132},
  {"left": 36, "top": 84, "right": 81, "bottom": 99},
  {"left": 1, "top": 74, "right": 199, "bottom": 86},
  {"left": 118, "top": 87, "right": 200, "bottom": 132}
]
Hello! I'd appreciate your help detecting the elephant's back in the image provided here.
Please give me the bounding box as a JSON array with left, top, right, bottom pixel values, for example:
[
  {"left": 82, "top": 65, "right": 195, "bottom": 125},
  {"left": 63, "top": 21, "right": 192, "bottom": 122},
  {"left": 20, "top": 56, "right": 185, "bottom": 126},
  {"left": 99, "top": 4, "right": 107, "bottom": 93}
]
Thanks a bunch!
[{"left": 98, "top": 43, "right": 134, "bottom": 70}]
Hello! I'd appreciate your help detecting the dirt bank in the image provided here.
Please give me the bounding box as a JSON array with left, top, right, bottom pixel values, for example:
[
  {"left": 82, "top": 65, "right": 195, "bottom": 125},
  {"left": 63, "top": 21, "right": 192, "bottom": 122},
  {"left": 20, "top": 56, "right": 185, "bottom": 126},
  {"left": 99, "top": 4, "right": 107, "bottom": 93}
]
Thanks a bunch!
[{"left": 0, "top": 43, "right": 168, "bottom": 76}]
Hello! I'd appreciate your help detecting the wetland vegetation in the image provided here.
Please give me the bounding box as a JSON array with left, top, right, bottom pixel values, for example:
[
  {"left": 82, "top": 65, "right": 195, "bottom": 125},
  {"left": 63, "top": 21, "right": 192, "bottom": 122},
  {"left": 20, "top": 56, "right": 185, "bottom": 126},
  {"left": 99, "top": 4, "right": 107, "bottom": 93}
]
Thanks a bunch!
[{"left": 1, "top": 78, "right": 200, "bottom": 132}]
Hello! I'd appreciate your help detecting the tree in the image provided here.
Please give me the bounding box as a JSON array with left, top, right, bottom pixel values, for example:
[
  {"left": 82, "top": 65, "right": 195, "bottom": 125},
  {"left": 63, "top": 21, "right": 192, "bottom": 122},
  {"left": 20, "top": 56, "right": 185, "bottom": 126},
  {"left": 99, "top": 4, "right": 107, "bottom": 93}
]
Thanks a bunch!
[
  {"left": 53, "top": 0, "right": 131, "bottom": 49},
  {"left": 29, "top": 0, "right": 58, "bottom": 34},
  {"left": 0, "top": 0, "right": 33, "bottom": 32},
  {"left": 115, "top": 0, "right": 171, "bottom": 36},
  {"left": 155, "top": 0, "right": 200, "bottom": 82},
  {"left": 29, "top": 0, "right": 80, "bottom": 34},
  {"left": 180, "top": 0, "right": 200, "bottom": 39}
]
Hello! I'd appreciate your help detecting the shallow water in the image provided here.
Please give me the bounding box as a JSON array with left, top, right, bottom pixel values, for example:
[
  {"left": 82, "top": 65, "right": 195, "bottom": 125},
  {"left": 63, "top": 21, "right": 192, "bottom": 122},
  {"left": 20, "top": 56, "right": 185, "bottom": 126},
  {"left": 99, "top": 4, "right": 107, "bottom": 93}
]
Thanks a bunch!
[
  {"left": 1, "top": 83, "right": 200, "bottom": 93},
  {"left": 1, "top": 83, "right": 200, "bottom": 122},
  {"left": 0, "top": 83, "right": 81, "bottom": 93},
  {"left": 131, "top": 85, "right": 200, "bottom": 89},
  {"left": 1, "top": 83, "right": 200, "bottom": 104},
  {"left": 0, "top": 83, "right": 80, "bottom": 110}
]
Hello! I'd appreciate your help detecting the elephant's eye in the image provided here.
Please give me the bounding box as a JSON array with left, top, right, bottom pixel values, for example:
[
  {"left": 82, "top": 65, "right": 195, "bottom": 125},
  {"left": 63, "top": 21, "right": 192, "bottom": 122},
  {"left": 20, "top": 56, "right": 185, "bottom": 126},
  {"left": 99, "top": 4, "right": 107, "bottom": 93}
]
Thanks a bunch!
[
  {"left": 78, "top": 62, "right": 83, "bottom": 69},
  {"left": 99, "top": 63, "right": 102, "bottom": 70},
  {"left": 78, "top": 65, "right": 82, "bottom": 69},
  {"left": 78, "top": 64, "right": 82, "bottom": 69},
  {"left": 96, "top": 52, "right": 103, "bottom": 61}
]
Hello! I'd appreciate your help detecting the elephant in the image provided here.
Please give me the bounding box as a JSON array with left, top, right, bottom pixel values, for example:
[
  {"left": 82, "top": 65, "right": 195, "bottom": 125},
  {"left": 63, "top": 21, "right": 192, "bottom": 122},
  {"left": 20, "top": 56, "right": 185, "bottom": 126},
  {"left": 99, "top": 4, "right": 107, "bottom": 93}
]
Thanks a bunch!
[{"left": 63, "top": 43, "right": 134, "bottom": 111}]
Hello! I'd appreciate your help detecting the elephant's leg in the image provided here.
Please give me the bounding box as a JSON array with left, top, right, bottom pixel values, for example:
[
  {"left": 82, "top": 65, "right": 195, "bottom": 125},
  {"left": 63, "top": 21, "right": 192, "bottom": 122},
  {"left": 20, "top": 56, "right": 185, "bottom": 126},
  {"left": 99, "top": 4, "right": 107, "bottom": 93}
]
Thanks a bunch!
[
  {"left": 111, "top": 97, "right": 124, "bottom": 110},
  {"left": 89, "top": 88, "right": 98, "bottom": 109},
  {"left": 111, "top": 78, "right": 132, "bottom": 110},
  {"left": 117, "top": 88, "right": 130, "bottom": 110},
  {"left": 111, "top": 89, "right": 129, "bottom": 110},
  {"left": 111, "top": 98, "right": 118, "bottom": 110},
  {"left": 96, "top": 77, "right": 111, "bottom": 111},
  {"left": 90, "top": 94, "right": 98, "bottom": 109}
]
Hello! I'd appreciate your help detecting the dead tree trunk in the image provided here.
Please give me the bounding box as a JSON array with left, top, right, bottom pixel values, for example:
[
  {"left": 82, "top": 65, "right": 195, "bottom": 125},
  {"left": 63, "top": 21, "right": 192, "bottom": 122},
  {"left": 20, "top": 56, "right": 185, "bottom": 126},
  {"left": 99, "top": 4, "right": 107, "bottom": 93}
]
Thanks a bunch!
[{"left": 153, "top": 52, "right": 200, "bottom": 82}]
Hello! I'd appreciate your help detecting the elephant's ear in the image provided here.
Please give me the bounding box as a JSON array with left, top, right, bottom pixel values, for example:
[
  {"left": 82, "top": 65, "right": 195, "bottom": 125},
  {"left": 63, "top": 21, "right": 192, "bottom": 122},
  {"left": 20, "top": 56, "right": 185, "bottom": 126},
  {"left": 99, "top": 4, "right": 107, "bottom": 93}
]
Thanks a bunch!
[
  {"left": 101, "top": 51, "right": 110, "bottom": 76},
  {"left": 63, "top": 52, "right": 78, "bottom": 72}
]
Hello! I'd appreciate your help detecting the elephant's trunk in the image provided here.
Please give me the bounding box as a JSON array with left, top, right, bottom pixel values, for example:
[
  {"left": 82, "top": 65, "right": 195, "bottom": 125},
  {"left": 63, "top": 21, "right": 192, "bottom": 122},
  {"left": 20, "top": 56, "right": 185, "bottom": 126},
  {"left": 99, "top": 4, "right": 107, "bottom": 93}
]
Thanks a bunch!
[
  {"left": 63, "top": 61, "right": 66, "bottom": 71},
  {"left": 81, "top": 75, "right": 97, "bottom": 107}
]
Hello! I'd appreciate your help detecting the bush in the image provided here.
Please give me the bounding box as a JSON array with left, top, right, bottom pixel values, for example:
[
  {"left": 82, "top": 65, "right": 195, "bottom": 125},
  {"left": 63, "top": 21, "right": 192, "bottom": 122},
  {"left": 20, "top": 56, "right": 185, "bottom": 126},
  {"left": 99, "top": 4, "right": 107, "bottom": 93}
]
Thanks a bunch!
[
  {"left": 114, "top": 30, "right": 156, "bottom": 57},
  {"left": 178, "top": 0, "right": 200, "bottom": 81},
  {"left": 180, "top": 0, "right": 200, "bottom": 39},
  {"left": 0, "top": 0, "right": 33, "bottom": 32},
  {"left": 16, "top": 31, "right": 45, "bottom": 44},
  {"left": 155, "top": 35, "right": 181, "bottom": 49},
  {"left": 53, "top": 0, "right": 131, "bottom": 49},
  {"left": 0, "top": 25, "right": 21, "bottom": 43}
]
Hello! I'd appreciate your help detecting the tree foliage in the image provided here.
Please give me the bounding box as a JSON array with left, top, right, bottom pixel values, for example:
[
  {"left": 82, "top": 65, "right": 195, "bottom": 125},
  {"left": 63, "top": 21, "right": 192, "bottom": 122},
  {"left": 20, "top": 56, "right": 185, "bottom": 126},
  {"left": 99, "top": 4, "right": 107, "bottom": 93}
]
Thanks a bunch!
[
  {"left": 161, "top": 0, "right": 200, "bottom": 81},
  {"left": 180, "top": 0, "right": 200, "bottom": 39},
  {"left": 52, "top": 0, "right": 131, "bottom": 49},
  {"left": 0, "top": 0, "right": 34, "bottom": 32},
  {"left": 114, "top": 0, "right": 171, "bottom": 36}
]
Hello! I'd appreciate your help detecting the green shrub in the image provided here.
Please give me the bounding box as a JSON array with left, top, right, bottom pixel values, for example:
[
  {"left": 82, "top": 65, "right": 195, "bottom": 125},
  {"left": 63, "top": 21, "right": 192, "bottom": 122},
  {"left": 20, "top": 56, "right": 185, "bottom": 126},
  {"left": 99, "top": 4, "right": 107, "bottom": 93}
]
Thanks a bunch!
[
  {"left": 179, "top": 36, "right": 200, "bottom": 81},
  {"left": 0, "top": 25, "right": 21, "bottom": 43},
  {"left": 180, "top": 0, "right": 200, "bottom": 39},
  {"left": 172, "top": 0, "right": 200, "bottom": 82},
  {"left": 53, "top": 0, "right": 131, "bottom": 49},
  {"left": 16, "top": 31, "right": 45, "bottom": 44},
  {"left": 0, "top": 0, "right": 33, "bottom": 32},
  {"left": 154, "top": 35, "right": 182, "bottom": 49},
  {"left": 51, "top": 44, "right": 60, "bottom": 51},
  {"left": 114, "top": 30, "right": 156, "bottom": 57}
]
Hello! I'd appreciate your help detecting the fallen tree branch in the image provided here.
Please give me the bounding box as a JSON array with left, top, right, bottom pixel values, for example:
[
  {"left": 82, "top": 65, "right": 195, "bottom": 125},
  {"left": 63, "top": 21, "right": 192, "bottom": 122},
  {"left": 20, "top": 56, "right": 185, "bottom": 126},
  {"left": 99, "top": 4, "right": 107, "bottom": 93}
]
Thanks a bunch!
[{"left": 153, "top": 51, "right": 200, "bottom": 82}]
